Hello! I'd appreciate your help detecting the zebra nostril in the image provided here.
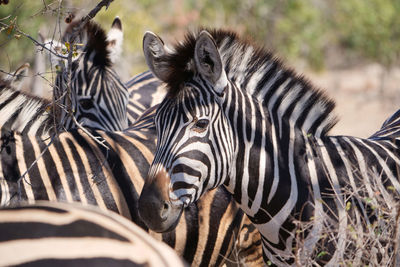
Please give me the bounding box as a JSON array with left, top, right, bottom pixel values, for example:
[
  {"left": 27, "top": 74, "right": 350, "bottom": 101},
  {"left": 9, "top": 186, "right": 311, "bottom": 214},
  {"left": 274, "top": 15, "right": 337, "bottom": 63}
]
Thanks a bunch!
[{"left": 160, "top": 202, "right": 170, "bottom": 221}]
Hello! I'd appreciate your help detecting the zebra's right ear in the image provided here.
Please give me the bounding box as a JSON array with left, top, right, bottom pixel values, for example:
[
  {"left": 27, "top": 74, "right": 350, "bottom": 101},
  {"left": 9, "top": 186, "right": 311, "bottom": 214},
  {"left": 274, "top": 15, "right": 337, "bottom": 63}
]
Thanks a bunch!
[{"left": 143, "top": 31, "right": 169, "bottom": 82}]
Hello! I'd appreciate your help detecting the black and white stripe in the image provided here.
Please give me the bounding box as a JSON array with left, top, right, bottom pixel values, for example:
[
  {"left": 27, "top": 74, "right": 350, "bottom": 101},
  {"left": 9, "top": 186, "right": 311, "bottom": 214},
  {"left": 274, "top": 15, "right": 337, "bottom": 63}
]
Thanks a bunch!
[
  {"left": 0, "top": 201, "right": 186, "bottom": 267},
  {"left": 0, "top": 78, "right": 53, "bottom": 135},
  {"left": 138, "top": 29, "right": 400, "bottom": 266},
  {"left": 0, "top": 118, "right": 261, "bottom": 266}
]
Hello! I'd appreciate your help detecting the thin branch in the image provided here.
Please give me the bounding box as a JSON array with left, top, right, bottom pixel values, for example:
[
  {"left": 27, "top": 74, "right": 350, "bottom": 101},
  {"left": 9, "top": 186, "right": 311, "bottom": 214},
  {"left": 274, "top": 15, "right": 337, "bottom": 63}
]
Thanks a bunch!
[
  {"left": 0, "top": 20, "right": 68, "bottom": 60},
  {"left": 64, "top": 0, "right": 114, "bottom": 45},
  {"left": 71, "top": 116, "right": 109, "bottom": 150}
]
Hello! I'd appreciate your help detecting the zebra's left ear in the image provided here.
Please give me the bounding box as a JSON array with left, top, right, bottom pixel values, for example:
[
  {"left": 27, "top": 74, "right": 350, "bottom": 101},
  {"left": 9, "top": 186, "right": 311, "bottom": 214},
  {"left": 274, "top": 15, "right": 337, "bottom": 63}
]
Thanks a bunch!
[
  {"left": 107, "top": 17, "right": 123, "bottom": 64},
  {"left": 43, "top": 39, "right": 68, "bottom": 68},
  {"left": 194, "top": 31, "right": 228, "bottom": 96}
]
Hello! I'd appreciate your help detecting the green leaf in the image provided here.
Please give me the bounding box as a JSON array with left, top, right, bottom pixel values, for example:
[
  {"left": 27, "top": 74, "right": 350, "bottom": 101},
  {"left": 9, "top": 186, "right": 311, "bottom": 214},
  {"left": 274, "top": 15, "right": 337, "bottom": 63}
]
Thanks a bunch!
[
  {"left": 317, "top": 251, "right": 327, "bottom": 258},
  {"left": 65, "top": 42, "right": 70, "bottom": 52},
  {"left": 346, "top": 201, "right": 351, "bottom": 211},
  {"left": 387, "top": 185, "right": 396, "bottom": 191}
]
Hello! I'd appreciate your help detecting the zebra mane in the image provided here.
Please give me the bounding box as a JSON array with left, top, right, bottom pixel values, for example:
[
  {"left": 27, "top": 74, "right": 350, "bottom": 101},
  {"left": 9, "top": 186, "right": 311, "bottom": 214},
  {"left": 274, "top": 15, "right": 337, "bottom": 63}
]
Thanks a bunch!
[
  {"left": 85, "top": 21, "right": 112, "bottom": 67},
  {"left": 63, "top": 20, "right": 112, "bottom": 67},
  {"left": 162, "top": 28, "right": 338, "bottom": 136}
]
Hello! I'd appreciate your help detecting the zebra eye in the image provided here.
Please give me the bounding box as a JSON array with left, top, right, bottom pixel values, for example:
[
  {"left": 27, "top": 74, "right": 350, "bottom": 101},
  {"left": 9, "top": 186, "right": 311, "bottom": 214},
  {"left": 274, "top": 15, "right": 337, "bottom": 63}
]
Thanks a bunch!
[
  {"left": 192, "top": 118, "right": 209, "bottom": 133},
  {"left": 79, "top": 98, "right": 94, "bottom": 110}
]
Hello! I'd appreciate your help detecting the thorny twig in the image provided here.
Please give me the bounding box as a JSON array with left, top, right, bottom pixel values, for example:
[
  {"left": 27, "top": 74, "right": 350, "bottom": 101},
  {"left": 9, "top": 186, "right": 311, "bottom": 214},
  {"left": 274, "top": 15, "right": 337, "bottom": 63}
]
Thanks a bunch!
[
  {"left": 50, "top": 0, "right": 63, "bottom": 138},
  {"left": 71, "top": 116, "right": 109, "bottom": 150}
]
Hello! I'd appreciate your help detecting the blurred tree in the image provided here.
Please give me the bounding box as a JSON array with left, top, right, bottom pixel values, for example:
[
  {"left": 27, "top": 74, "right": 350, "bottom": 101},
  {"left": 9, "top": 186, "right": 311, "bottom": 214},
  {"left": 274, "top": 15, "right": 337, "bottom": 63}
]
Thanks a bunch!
[
  {"left": 0, "top": 1, "right": 56, "bottom": 72},
  {"left": 1, "top": 0, "right": 400, "bottom": 77},
  {"left": 334, "top": 0, "right": 400, "bottom": 67}
]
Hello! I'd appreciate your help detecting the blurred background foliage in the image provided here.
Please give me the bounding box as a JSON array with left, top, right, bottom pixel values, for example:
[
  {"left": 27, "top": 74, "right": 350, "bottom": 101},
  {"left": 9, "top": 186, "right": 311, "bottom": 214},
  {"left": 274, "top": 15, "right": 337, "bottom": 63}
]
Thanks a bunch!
[{"left": 1, "top": 0, "right": 399, "bottom": 79}]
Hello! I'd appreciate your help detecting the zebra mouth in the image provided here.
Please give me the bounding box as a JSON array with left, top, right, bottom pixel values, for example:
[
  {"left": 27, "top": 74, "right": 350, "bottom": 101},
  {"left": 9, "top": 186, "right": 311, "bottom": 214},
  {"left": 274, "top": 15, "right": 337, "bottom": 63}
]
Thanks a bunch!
[
  {"left": 159, "top": 204, "right": 184, "bottom": 233},
  {"left": 139, "top": 199, "right": 184, "bottom": 233}
]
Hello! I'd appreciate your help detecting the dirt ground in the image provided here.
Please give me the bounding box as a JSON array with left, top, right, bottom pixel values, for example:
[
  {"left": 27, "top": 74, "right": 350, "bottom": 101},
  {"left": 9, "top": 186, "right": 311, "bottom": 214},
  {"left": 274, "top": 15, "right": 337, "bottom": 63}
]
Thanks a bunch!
[{"left": 305, "top": 63, "right": 400, "bottom": 138}]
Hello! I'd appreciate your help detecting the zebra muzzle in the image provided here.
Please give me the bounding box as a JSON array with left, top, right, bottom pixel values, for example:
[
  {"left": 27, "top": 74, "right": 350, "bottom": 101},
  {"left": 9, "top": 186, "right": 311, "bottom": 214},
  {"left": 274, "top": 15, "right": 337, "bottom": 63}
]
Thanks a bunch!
[{"left": 138, "top": 170, "right": 183, "bottom": 233}]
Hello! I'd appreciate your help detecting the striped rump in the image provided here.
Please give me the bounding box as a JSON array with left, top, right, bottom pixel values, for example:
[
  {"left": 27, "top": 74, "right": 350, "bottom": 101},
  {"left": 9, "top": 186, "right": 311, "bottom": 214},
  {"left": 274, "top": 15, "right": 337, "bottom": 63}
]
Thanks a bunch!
[{"left": 0, "top": 201, "right": 187, "bottom": 267}]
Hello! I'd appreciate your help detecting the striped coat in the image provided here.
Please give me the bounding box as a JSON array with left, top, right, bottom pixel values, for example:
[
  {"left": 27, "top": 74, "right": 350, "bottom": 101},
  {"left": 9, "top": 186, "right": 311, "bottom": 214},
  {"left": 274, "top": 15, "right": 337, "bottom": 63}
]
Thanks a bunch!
[{"left": 0, "top": 201, "right": 187, "bottom": 267}]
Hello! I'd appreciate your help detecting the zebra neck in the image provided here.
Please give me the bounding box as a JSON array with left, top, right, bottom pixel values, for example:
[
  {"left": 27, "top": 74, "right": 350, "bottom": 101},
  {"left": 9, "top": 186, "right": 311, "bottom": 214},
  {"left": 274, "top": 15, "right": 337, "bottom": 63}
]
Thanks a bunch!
[{"left": 222, "top": 101, "right": 323, "bottom": 246}]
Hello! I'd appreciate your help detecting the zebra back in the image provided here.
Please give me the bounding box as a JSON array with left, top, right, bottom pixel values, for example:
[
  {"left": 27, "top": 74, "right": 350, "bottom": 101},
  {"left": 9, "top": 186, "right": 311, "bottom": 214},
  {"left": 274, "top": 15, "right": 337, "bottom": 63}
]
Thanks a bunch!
[
  {"left": 0, "top": 73, "right": 53, "bottom": 135},
  {"left": 125, "top": 70, "right": 166, "bottom": 124},
  {"left": 369, "top": 109, "right": 400, "bottom": 139},
  {"left": 0, "top": 201, "right": 187, "bottom": 267}
]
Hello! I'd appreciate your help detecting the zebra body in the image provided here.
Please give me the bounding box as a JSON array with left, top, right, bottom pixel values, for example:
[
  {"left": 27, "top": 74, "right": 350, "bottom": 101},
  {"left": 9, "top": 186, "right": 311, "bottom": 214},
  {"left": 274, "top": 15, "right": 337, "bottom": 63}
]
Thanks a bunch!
[
  {"left": 0, "top": 121, "right": 261, "bottom": 266},
  {"left": 0, "top": 201, "right": 186, "bottom": 267},
  {"left": 138, "top": 29, "right": 400, "bottom": 266}
]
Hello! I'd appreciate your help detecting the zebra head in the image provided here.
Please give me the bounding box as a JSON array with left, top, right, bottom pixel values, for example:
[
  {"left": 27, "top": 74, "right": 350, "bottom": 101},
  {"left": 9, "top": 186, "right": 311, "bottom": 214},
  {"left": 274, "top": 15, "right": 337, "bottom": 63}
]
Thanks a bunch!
[
  {"left": 138, "top": 31, "right": 235, "bottom": 232},
  {"left": 46, "top": 17, "right": 128, "bottom": 131}
]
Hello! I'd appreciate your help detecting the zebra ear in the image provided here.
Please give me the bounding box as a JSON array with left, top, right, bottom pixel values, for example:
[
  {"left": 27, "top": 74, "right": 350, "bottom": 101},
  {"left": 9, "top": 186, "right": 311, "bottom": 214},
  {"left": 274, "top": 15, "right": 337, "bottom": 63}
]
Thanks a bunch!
[
  {"left": 107, "top": 17, "right": 123, "bottom": 64},
  {"left": 6, "top": 63, "right": 29, "bottom": 90},
  {"left": 194, "top": 31, "right": 227, "bottom": 95},
  {"left": 143, "top": 31, "right": 170, "bottom": 82},
  {"left": 43, "top": 38, "right": 67, "bottom": 68}
]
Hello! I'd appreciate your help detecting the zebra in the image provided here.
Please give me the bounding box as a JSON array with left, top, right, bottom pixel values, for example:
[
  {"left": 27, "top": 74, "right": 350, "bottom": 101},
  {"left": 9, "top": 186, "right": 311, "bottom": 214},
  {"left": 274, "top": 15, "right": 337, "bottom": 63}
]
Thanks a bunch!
[
  {"left": 52, "top": 17, "right": 166, "bottom": 128},
  {"left": 0, "top": 201, "right": 187, "bottom": 267},
  {"left": 0, "top": 18, "right": 129, "bottom": 136},
  {"left": 0, "top": 116, "right": 262, "bottom": 266},
  {"left": 137, "top": 29, "right": 400, "bottom": 266}
]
